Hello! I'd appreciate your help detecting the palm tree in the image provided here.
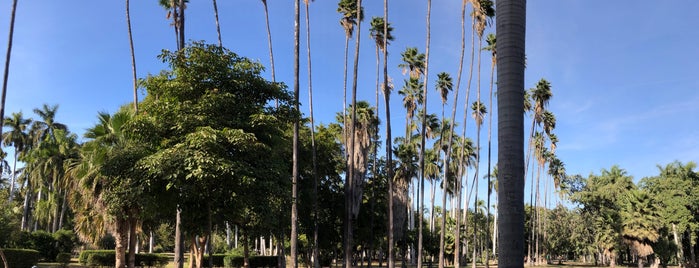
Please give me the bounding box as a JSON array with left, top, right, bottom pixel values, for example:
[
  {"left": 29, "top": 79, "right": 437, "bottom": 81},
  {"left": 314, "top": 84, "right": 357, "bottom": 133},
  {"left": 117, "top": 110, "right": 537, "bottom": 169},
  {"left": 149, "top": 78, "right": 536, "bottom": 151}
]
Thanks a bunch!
[
  {"left": 483, "top": 32, "right": 496, "bottom": 268},
  {"left": 368, "top": 17, "right": 392, "bottom": 268},
  {"left": 302, "top": 1, "right": 320, "bottom": 267},
  {"left": 398, "top": 77, "right": 423, "bottom": 139},
  {"left": 346, "top": 0, "right": 364, "bottom": 265},
  {"left": 291, "top": 0, "right": 300, "bottom": 267},
  {"left": 126, "top": 0, "right": 138, "bottom": 113},
  {"left": 470, "top": 100, "right": 486, "bottom": 268},
  {"left": 31, "top": 104, "right": 67, "bottom": 144},
  {"left": 382, "top": 0, "right": 395, "bottom": 265},
  {"left": 212, "top": 0, "right": 222, "bottom": 47},
  {"left": 435, "top": 72, "right": 453, "bottom": 268},
  {"left": 337, "top": 0, "right": 362, "bottom": 136},
  {"left": 2, "top": 112, "right": 31, "bottom": 202},
  {"left": 0, "top": 0, "right": 19, "bottom": 147},
  {"left": 496, "top": 0, "right": 526, "bottom": 266},
  {"left": 417, "top": 2, "right": 432, "bottom": 266}
]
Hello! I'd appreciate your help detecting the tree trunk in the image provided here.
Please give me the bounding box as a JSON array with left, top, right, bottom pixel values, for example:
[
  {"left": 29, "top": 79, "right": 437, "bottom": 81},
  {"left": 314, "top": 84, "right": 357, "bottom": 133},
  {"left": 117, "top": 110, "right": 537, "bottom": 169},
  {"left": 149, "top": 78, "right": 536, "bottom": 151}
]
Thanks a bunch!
[
  {"left": 673, "top": 224, "right": 683, "bottom": 266},
  {"left": 115, "top": 219, "right": 129, "bottom": 268},
  {"left": 128, "top": 216, "right": 137, "bottom": 268},
  {"left": 0, "top": 248, "right": 7, "bottom": 268},
  {"left": 149, "top": 231, "right": 154, "bottom": 253},
  {"left": 9, "top": 148, "right": 18, "bottom": 202},
  {"left": 126, "top": 0, "right": 138, "bottom": 113},
  {"left": 304, "top": 1, "right": 320, "bottom": 266},
  {"left": 175, "top": 207, "right": 184, "bottom": 268},
  {"left": 496, "top": 0, "right": 526, "bottom": 268},
  {"left": 58, "top": 189, "right": 68, "bottom": 230},
  {"left": 291, "top": 0, "right": 300, "bottom": 268},
  {"left": 244, "top": 233, "right": 250, "bottom": 268},
  {"left": 261, "top": 0, "right": 276, "bottom": 84},
  {"left": 0, "top": 0, "right": 18, "bottom": 140},
  {"left": 177, "top": 0, "right": 185, "bottom": 49},
  {"left": 212, "top": 0, "right": 222, "bottom": 47},
  {"left": 21, "top": 182, "right": 32, "bottom": 230}
]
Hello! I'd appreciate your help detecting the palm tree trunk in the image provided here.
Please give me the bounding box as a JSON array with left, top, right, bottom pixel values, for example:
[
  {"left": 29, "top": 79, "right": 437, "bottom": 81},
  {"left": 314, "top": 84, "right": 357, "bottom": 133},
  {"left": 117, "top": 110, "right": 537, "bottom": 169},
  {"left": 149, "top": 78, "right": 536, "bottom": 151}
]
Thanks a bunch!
[
  {"left": 673, "top": 224, "right": 684, "bottom": 265},
  {"left": 115, "top": 219, "right": 128, "bottom": 268},
  {"left": 471, "top": 31, "right": 484, "bottom": 268},
  {"left": 212, "top": 0, "right": 222, "bottom": 47},
  {"left": 0, "top": 248, "right": 7, "bottom": 268},
  {"left": 58, "top": 190, "right": 68, "bottom": 230},
  {"left": 291, "top": 0, "right": 300, "bottom": 267},
  {"left": 9, "top": 148, "right": 18, "bottom": 202},
  {"left": 417, "top": 2, "right": 432, "bottom": 268},
  {"left": 126, "top": 0, "right": 138, "bottom": 113},
  {"left": 261, "top": 0, "right": 276, "bottom": 83},
  {"left": 342, "top": 34, "right": 350, "bottom": 141},
  {"left": 496, "top": 0, "right": 526, "bottom": 267},
  {"left": 178, "top": 0, "right": 185, "bottom": 49},
  {"left": 303, "top": 2, "right": 320, "bottom": 267},
  {"left": 21, "top": 182, "right": 32, "bottom": 231},
  {"left": 128, "top": 216, "right": 137, "bottom": 268},
  {"left": 0, "top": 0, "right": 18, "bottom": 141},
  {"left": 346, "top": 0, "right": 363, "bottom": 266},
  {"left": 485, "top": 47, "right": 495, "bottom": 268}
]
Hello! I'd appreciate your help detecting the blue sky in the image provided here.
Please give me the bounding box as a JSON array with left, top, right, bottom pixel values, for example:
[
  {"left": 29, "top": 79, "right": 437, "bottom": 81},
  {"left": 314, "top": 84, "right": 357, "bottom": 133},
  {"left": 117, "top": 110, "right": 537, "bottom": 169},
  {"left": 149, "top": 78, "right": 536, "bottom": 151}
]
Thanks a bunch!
[{"left": 2, "top": 1, "right": 699, "bottom": 208}]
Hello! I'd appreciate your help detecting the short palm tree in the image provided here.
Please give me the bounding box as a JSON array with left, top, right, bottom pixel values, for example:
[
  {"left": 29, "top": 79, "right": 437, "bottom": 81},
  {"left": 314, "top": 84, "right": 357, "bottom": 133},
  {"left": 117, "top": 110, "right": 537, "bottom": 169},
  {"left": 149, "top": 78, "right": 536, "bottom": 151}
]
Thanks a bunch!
[{"left": 2, "top": 112, "right": 32, "bottom": 201}]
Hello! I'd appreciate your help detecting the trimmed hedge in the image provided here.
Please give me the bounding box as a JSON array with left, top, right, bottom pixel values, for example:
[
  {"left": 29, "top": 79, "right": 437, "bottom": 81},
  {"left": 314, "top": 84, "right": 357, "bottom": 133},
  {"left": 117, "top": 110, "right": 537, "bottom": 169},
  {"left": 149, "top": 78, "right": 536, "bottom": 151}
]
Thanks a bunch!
[
  {"left": 79, "top": 250, "right": 169, "bottom": 267},
  {"left": 0, "top": 248, "right": 40, "bottom": 268},
  {"left": 223, "top": 256, "right": 278, "bottom": 268},
  {"left": 136, "top": 253, "right": 170, "bottom": 267},
  {"left": 202, "top": 254, "right": 226, "bottom": 267}
]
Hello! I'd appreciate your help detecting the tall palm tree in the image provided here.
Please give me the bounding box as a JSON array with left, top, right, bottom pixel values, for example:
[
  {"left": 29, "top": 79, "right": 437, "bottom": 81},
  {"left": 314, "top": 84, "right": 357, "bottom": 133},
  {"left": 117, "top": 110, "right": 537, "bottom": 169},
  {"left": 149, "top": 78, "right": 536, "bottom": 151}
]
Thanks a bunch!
[
  {"left": 368, "top": 15, "right": 392, "bottom": 268},
  {"left": 291, "top": 0, "right": 300, "bottom": 267},
  {"left": 417, "top": 2, "right": 432, "bottom": 266},
  {"left": 126, "top": 0, "right": 138, "bottom": 113},
  {"left": 212, "top": 0, "right": 222, "bottom": 47},
  {"left": 1, "top": 0, "right": 19, "bottom": 145},
  {"left": 382, "top": 0, "right": 395, "bottom": 265},
  {"left": 337, "top": 0, "right": 362, "bottom": 137},
  {"left": 2, "top": 112, "right": 31, "bottom": 202},
  {"left": 346, "top": 0, "right": 364, "bottom": 265},
  {"left": 470, "top": 100, "right": 486, "bottom": 267},
  {"left": 496, "top": 0, "right": 526, "bottom": 267},
  {"left": 483, "top": 32, "right": 496, "bottom": 268},
  {"left": 435, "top": 72, "right": 453, "bottom": 268},
  {"left": 302, "top": 1, "right": 320, "bottom": 267}
]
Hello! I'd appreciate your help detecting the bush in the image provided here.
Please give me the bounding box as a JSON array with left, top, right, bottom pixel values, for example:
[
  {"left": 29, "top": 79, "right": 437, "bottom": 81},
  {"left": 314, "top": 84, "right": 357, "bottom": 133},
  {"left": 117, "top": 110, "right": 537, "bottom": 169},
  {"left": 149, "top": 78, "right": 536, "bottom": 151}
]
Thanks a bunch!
[
  {"left": 23, "top": 230, "right": 58, "bottom": 261},
  {"left": 56, "top": 252, "right": 72, "bottom": 267},
  {"left": 223, "top": 256, "right": 278, "bottom": 268},
  {"left": 0, "top": 248, "right": 40, "bottom": 268},
  {"left": 201, "top": 254, "right": 226, "bottom": 267},
  {"left": 135, "top": 253, "right": 170, "bottom": 267},
  {"left": 54, "top": 229, "right": 79, "bottom": 254},
  {"left": 97, "top": 234, "right": 116, "bottom": 249},
  {"left": 79, "top": 250, "right": 115, "bottom": 266},
  {"left": 79, "top": 250, "right": 170, "bottom": 267}
]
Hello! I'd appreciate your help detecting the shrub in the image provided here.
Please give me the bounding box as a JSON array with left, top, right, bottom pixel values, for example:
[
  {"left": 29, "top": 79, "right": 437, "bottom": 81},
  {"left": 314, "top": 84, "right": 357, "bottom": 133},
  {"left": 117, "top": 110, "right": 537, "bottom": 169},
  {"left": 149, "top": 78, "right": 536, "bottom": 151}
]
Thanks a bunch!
[
  {"left": 79, "top": 250, "right": 115, "bottom": 266},
  {"left": 79, "top": 250, "right": 170, "bottom": 267},
  {"left": 135, "top": 253, "right": 170, "bottom": 267},
  {"left": 97, "top": 234, "right": 116, "bottom": 249},
  {"left": 223, "top": 256, "right": 278, "bottom": 268},
  {"left": 54, "top": 229, "right": 79, "bottom": 254},
  {"left": 28, "top": 230, "right": 58, "bottom": 261},
  {"left": 201, "top": 254, "right": 226, "bottom": 267},
  {"left": 0, "top": 248, "right": 40, "bottom": 268},
  {"left": 56, "top": 252, "right": 72, "bottom": 267}
]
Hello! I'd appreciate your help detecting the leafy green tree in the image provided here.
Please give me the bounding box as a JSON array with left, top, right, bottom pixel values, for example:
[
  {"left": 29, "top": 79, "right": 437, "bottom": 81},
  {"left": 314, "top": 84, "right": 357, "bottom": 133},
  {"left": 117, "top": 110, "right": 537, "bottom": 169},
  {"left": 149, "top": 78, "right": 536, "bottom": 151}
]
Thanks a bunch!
[
  {"left": 572, "top": 166, "right": 635, "bottom": 268},
  {"left": 620, "top": 189, "right": 660, "bottom": 267},
  {"left": 131, "top": 42, "right": 293, "bottom": 268}
]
